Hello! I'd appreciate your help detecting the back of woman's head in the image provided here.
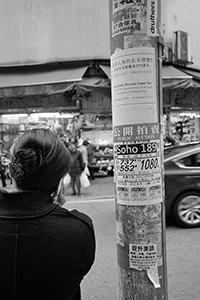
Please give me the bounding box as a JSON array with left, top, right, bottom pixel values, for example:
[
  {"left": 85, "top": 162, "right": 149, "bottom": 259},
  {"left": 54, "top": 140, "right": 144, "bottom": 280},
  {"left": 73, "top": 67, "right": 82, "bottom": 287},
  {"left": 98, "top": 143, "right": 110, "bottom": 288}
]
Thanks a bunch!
[{"left": 9, "top": 128, "right": 70, "bottom": 194}]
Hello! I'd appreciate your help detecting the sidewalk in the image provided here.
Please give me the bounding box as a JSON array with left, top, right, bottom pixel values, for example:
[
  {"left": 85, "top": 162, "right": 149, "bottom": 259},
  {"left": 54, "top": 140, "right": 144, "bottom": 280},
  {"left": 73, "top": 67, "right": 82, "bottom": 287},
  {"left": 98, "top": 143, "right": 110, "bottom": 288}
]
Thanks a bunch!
[
  {"left": 63, "top": 175, "right": 115, "bottom": 201},
  {"left": 0, "top": 175, "right": 115, "bottom": 201}
]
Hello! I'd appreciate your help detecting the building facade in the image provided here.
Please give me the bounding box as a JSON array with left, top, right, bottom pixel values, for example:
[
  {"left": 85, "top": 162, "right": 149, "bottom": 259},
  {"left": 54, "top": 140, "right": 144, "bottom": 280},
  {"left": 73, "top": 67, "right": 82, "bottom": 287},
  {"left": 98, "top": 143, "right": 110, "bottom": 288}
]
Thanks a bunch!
[
  {"left": 161, "top": 0, "right": 200, "bottom": 68},
  {"left": 1, "top": 0, "right": 200, "bottom": 67},
  {"left": 1, "top": 0, "right": 200, "bottom": 145},
  {"left": 0, "top": 0, "right": 110, "bottom": 66}
]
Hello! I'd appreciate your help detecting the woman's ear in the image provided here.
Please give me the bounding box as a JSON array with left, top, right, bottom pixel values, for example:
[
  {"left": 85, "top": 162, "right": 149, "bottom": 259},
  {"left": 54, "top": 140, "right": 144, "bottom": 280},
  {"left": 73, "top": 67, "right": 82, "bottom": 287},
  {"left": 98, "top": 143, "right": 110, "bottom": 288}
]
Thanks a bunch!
[
  {"left": 53, "top": 177, "right": 67, "bottom": 206},
  {"left": 56, "top": 191, "right": 67, "bottom": 207}
]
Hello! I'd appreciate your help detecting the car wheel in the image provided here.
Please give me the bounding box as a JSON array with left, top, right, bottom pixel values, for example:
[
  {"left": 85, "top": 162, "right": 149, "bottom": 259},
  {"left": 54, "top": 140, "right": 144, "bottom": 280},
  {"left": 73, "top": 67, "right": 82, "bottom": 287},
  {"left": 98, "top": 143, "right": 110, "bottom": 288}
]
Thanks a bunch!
[{"left": 173, "top": 191, "right": 200, "bottom": 228}]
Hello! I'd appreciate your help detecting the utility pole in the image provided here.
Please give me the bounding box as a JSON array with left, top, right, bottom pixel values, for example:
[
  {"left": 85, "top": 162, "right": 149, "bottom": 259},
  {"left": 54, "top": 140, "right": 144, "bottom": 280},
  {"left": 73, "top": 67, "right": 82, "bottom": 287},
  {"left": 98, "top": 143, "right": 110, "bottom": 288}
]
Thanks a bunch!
[{"left": 109, "top": 1, "right": 168, "bottom": 299}]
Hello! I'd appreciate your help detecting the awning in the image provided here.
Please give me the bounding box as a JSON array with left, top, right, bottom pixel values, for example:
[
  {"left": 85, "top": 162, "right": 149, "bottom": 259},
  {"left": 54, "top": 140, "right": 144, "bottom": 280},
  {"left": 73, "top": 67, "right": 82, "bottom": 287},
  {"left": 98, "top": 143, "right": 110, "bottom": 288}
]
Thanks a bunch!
[
  {"left": 175, "top": 67, "right": 200, "bottom": 81},
  {"left": 175, "top": 67, "right": 200, "bottom": 88},
  {"left": 0, "top": 64, "right": 197, "bottom": 101},
  {"left": 76, "top": 83, "right": 111, "bottom": 99},
  {"left": 79, "top": 76, "right": 111, "bottom": 87},
  {"left": 0, "top": 66, "right": 88, "bottom": 98},
  {"left": 0, "top": 66, "right": 88, "bottom": 88},
  {"left": 99, "top": 64, "right": 194, "bottom": 89},
  {"left": 74, "top": 76, "right": 111, "bottom": 99},
  {"left": 99, "top": 65, "right": 111, "bottom": 79},
  {"left": 162, "top": 65, "right": 193, "bottom": 89},
  {"left": 162, "top": 66, "right": 193, "bottom": 80}
]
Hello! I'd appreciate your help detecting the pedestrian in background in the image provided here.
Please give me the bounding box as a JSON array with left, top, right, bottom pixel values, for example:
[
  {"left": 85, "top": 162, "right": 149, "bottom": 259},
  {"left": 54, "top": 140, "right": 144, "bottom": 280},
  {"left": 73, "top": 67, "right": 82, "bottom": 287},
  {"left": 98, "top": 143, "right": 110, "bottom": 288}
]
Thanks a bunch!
[
  {"left": 0, "top": 140, "right": 9, "bottom": 158},
  {"left": 68, "top": 142, "right": 85, "bottom": 196},
  {"left": 0, "top": 128, "right": 95, "bottom": 300},
  {"left": 0, "top": 157, "right": 6, "bottom": 188},
  {"left": 0, "top": 142, "right": 12, "bottom": 186},
  {"left": 77, "top": 138, "right": 88, "bottom": 166},
  {"left": 83, "top": 140, "right": 95, "bottom": 180}
]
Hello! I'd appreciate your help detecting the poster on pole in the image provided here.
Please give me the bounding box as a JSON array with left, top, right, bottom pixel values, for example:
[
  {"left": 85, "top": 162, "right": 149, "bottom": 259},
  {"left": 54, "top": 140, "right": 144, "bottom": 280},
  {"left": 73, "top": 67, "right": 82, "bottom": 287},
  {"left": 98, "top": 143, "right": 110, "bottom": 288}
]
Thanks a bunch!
[
  {"left": 129, "top": 243, "right": 160, "bottom": 288},
  {"left": 112, "top": 0, "right": 158, "bottom": 38},
  {"left": 113, "top": 123, "right": 162, "bottom": 205},
  {"left": 111, "top": 47, "right": 157, "bottom": 126},
  {"left": 111, "top": 47, "right": 163, "bottom": 205},
  {"left": 112, "top": 0, "right": 147, "bottom": 37}
]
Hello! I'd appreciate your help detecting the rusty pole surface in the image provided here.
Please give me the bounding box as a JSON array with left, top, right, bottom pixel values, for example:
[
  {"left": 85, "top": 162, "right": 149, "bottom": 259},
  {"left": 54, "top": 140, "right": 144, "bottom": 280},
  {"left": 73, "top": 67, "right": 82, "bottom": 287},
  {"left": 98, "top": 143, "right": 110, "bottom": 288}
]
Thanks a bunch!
[{"left": 109, "top": 1, "right": 168, "bottom": 299}]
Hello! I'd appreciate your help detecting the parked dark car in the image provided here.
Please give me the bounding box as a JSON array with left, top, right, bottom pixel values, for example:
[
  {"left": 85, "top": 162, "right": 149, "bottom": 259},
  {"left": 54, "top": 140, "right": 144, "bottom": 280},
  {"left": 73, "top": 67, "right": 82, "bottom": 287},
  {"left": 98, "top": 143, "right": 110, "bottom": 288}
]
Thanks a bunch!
[{"left": 164, "top": 142, "right": 200, "bottom": 228}]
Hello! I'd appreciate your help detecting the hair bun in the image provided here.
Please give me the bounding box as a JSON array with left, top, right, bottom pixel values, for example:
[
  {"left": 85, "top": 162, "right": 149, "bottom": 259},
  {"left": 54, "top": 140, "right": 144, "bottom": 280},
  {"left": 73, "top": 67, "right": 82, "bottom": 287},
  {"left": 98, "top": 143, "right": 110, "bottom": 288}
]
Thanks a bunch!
[
  {"left": 9, "top": 128, "right": 70, "bottom": 193},
  {"left": 15, "top": 148, "right": 43, "bottom": 173}
]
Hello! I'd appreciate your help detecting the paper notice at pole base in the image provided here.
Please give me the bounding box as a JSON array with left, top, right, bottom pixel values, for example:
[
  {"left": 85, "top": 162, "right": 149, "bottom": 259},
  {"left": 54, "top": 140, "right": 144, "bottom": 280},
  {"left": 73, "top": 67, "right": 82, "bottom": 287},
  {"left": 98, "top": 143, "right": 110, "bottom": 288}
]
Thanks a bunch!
[{"left": 129, "top": 243, "right": 161, "bottom": 288}]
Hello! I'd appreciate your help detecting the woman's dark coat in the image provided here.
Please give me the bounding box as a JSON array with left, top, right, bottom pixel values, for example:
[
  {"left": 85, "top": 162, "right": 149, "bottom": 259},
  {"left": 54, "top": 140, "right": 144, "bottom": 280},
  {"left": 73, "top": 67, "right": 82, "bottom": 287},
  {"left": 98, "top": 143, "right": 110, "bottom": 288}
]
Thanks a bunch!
[
  {"left": 69, "top": 150, "right": 85, "bottom": 177},
  {"left": 0, "top": 189, "right": 95, "bottom": 300}
]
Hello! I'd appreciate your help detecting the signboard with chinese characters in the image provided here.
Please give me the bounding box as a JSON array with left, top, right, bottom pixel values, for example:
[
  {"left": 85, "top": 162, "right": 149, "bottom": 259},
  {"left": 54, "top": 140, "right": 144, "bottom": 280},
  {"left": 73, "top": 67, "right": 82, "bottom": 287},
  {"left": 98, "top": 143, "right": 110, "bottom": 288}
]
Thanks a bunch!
[
  {"left": 129, "top": 243, "right": 160, "bottom": 288},
  {"left": 112, "top": 0, "right": 157, "bottom": 38},
  {"left": 113, "top": 123, "right": 162, "bottom": 205}
]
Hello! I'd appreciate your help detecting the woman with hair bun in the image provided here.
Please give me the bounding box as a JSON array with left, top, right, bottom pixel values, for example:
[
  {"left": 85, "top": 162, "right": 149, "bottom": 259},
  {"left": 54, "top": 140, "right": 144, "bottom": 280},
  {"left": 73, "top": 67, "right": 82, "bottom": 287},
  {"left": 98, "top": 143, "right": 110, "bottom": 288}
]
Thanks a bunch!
[{"left": 0, "top": 128, "right": 95, "bottom": 300}]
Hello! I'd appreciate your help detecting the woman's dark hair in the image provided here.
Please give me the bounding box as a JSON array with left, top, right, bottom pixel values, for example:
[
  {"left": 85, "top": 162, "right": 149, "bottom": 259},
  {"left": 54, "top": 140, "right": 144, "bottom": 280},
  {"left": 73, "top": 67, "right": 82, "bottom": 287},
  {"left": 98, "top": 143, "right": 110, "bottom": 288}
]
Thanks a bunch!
[{"left": 9, "top": 128, "right": 70, "bottom": 194}]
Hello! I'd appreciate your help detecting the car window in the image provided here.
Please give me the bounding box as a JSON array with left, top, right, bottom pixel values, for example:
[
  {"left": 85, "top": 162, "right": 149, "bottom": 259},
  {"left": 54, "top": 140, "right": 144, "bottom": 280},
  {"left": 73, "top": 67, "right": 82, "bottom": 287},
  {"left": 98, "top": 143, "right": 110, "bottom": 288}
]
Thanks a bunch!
[
  {"left": 164, "top": 143, "right": 200, "bottom": 160},
  {"left": 178, "top": 153, "right": 200, "bottom": 167}
]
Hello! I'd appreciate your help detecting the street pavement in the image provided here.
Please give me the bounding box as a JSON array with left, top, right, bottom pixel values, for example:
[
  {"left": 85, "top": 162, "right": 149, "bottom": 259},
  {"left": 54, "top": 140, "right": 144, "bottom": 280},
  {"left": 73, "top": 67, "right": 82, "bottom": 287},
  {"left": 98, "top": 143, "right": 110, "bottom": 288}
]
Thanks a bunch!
[{"left": 62, "top": 175, "right": 115, "bottom": 201}]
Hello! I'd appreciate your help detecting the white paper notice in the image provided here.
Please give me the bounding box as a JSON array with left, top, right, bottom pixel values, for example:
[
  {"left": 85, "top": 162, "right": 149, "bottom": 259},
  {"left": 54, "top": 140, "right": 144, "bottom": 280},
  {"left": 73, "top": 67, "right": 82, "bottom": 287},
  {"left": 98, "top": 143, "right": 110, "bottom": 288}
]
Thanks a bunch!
[
  {"left": 111, "top": 47, "right": 157, "bottom": 125},
  {"left": 129, "top": 243, "right": 161, "bottom": 288},
  {"left": 113, "top": 127, "right": 163, "bottom": 205}
]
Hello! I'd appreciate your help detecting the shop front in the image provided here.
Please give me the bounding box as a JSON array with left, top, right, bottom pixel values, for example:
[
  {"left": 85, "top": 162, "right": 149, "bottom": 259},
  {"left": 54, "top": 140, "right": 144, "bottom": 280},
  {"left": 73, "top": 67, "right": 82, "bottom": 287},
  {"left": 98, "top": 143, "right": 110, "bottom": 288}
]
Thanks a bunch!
[
  {"left": 0, "top": 62, "right": 113, "bottom": 178},
  {"left": 0, "top": 65, "right": 84, "bottom": 148},
  {"left": 163, "top": 65, "right": 200, "bottom": 145},
  {"left": 1, "top": 61, "right": 200, "bottom": 174}
]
